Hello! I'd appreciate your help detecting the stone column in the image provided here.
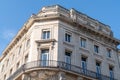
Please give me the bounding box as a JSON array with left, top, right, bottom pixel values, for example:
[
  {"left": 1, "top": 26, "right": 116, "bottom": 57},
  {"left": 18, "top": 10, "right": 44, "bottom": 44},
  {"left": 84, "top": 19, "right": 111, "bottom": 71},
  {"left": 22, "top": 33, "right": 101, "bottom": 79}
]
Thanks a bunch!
[
  {"left": 77, "top": 77, "right": 83, "bottom": 80},
  {"left": 58, "top": 72, "right": 66, "bottom": 80}
]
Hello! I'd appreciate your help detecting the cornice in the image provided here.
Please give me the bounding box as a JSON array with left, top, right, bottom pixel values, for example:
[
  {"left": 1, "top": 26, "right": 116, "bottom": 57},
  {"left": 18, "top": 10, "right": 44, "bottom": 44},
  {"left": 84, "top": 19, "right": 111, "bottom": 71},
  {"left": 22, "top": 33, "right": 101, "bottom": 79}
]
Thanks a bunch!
[{"left": 0, "top": 5, "right": 120, "bottom": 62}]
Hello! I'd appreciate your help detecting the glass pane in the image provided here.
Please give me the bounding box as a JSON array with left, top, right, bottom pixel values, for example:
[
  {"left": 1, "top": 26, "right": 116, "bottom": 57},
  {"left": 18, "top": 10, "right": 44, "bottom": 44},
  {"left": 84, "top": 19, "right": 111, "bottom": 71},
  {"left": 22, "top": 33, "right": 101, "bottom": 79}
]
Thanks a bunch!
[
  {"left": 94, "top": 45, "right": 99, "bottom": 53},
  {"left": 81, "top": 38, "right": 86, "bottom": 48},
  {"left": 42, "top": 31, "right": 46, "bottom": 39},
  {"left": 81, "top": 60, "right": 87, "bottom": 74},
  {"left": 68, "top": 35, "right": 71, "bottom": 42},
  {"left": 47, "top": 31, "right": 50, "bottom": 39},
  {"left": 65, "top": 52, "right": 71, "bottom": 69},
  {"left": 107, "top": 49, "right": 111, "bottom": 58},
  {"left": 96, "top": 66, "right": 101, "bottom": 77},
  {"left": 41, "top": 49, "right": 49, "bottom": 66},
  {"left": 65, "top": 33, "right": 71, "bottom": 42},
  {"left": 109, "top": 67, "right": 114, "bottom": 79}
]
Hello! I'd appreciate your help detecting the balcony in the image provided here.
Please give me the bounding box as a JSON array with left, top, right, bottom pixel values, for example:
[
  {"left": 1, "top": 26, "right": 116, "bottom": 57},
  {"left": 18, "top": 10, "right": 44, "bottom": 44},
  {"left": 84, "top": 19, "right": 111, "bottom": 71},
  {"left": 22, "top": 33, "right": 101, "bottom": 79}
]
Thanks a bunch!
[{"left": 7, "top": 60, "right": 117, "bottom": 80}]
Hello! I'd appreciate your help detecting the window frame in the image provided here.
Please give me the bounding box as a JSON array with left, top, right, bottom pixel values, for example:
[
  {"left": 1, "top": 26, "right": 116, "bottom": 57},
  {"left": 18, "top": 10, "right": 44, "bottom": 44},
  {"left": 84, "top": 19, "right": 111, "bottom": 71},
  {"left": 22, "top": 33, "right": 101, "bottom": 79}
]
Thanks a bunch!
[
  {"left": 65, "top": 50, "right": 72, "bottom": 69},
  {"left": 65, "top": 32, "right": 72, "bottom": 43},
  {"left": 81, "top": 56, "right": 87, "bottom": 74},
  {"left": 107, "top": 49, "right": 112, "bottom": 58},
  {"left": 10, "top": 68, "right": 13, "bottom": 75},
  {"left": 25, "top": 54, "right": 28, "bottom": 63},
  {"left": 94, "top": 45, "right": 99, "bottom": 53},
  {"left": 42, "top": 29, "right": 50, "bottom": 40},
  {"left": 109, "top": 66, "right": 114, "bottom": 79},
  {"left": 80, "top": 37, "right": 86, "bottom": 48},
  {"left": 96, "top": 62, "right": 101, "bottom": 77},
  {"left": 26, "top": 39, "right": 30, "bottom": 48},
  {"left": 4, "top": 74, "right": 6, "bottom": 80},
  {"left": 41, "top": 49, "right": 49, "bottom": 66},
  {"left": 16, "top": 62, "right": 20, "bottom": 69},
  {"left": 18, "top": 45, "right": 22, "bottom": 55},
  {"left": 1, "top": 65, "right": 4, "bottom": 72}
]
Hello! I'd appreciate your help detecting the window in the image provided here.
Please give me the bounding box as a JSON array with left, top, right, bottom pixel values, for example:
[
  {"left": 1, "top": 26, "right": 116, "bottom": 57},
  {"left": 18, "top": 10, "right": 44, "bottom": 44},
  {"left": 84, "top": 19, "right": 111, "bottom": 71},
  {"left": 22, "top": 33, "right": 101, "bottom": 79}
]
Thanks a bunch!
[
  {"left": 96, "top": 62, "right": 101, "bottom": 78},
  {"left": 65, "top": 33, "right": 71, "bottom": 42},
  {"left": 107, "top": 49, "right": 112, "bottom": 58},
  {"left": 10, "top": 68, "right": 13, "bottom": 75},
  {"left": 12, "top": 54, "right": 15, "bottom": 60},
  {"left": 81, "top": 57, "right": 87, "bottom": 74},
  {"left": 1, "top": 65, "right": 4, "bottom": 72},
  {"left": 42, "top": 30, "right": 50, "bottom": 39},
  {"left": 80, "top": 38, "right": 86, "bottom": 48},
  {"left": 94, "top": 45, "right": 99, "bottom": 53},
  {"left": 16, "top": 62, "right": 20, "bottom": 69},
  {"left": 41, "top": 49, "right": 49, "bottom": 66},
  {"left": 25, "top": 54, "right": 28, "bottom": 63},
  {"left": 65, "top": 50, "right": 71, "bottom": 69},
  {"left": 109, "top": 66, "right": 114, "bottom": 80},
  {"left": 18, "top": 45, "right": 22, "bottom": 54},
  {"left": 4, "top": 74, "right": 6, "bottom": 80},
  {"left": 6, "top": 59, "right": 9, "bottom": 67},
  {"left": 26, "top": 39, "right": 30, "bottom": 47}
]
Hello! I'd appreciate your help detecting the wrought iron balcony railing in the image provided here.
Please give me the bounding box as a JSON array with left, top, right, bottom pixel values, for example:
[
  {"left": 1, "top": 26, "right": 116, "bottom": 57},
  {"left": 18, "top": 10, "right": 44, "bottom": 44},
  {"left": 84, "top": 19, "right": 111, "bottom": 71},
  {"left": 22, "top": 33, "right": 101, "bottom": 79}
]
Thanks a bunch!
[{"left": 7, "top": 60, "right": 117, "bottom": 80}]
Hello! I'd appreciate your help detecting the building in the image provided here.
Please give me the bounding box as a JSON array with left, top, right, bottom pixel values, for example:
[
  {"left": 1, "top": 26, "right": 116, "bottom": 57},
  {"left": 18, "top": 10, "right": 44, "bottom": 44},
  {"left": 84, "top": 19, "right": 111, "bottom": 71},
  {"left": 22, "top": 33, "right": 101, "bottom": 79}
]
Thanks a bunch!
[{"left": 0, "top": 5, "right": 120, "bottom": 80}]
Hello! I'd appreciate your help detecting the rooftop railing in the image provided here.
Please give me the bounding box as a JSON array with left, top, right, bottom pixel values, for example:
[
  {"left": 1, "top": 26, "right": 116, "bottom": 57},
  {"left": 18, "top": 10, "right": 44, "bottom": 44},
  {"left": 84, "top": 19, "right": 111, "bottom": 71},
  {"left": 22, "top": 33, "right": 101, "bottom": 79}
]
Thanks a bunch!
[{"left": 7, "top": 60, "right": 117, "bottom": 80}]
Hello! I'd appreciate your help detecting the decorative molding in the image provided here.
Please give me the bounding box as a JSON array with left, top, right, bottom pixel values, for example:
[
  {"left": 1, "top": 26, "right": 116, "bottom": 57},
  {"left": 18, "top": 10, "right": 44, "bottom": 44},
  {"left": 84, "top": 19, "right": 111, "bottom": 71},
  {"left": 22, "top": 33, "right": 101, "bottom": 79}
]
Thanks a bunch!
[
  {"left": 36, "top": 39, "right": 56, "bottom": 43},
  {"left": 63, "top": 41, "right": 74, "bottom": 48}
]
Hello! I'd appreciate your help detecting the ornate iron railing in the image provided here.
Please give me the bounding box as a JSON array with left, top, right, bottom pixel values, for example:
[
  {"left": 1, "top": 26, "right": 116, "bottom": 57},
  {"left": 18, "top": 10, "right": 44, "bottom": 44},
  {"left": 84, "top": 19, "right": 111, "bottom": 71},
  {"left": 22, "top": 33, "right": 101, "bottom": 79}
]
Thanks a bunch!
[{"left": 7, "top": 60, "right": 117, "bottom": 80}]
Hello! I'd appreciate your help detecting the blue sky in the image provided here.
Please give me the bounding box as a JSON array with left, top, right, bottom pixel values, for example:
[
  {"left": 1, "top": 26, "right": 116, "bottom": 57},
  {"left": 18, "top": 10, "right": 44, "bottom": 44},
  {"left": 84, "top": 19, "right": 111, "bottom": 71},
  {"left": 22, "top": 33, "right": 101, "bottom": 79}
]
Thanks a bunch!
[{"left": 0, "top": 0, "right": 120, "bottom": 55}]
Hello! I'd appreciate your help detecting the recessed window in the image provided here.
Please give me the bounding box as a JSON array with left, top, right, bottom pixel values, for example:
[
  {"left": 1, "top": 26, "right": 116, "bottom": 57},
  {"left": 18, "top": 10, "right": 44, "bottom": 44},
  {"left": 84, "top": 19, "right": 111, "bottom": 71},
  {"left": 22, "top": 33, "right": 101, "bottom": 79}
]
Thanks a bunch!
[
  {"left": 16, "top": 62, "right": 20, "bottom": 69},
  {"left": 81, "top": 57, "right": 87, "bottom": 74},
  {"left": 42, "top": 30, "right": 50, "bottom": 39},
  {"left": 65, "top": 33, "right": 71, "bottom": 42},
  {"left": 96, "top": 62, "right": 101, "bottom": 78},
  {"left": 26, "top": 39, "right": 30, "bottom": 47},
  {"left": 80, "top": 38, "right": 86, "bottom": 48},
  {"left": 41, "top": 49, "right": 49, "bottom": 66},
  {"left": 12, "top": 54, "right": 15, "bottom": 60},
  {"left": 18, "top": 45, "right": 22, "bottom": 54},
  {"left": 1, "top": 65, "right": 4, "bottom": 72},
  {"left": 6, "top": 59, "right": 9, "bottom": 67},
  {"left": 65, "top": 50, "right": 71, "bottom": 69},
  {"left": 4, "top": 74, "right": 6, "bottom": 80},
  {"left": 25, "top": 54, "right": 28, "bottom": 63},
  {"left": 109, "top": 66, "right": 114, "bottom": 79},
  {"left": 107, "top": 49, "right": 112, "bottom": 58},
  {"left": 10, "top": 68, "right": 13, "bottom": 75},
  {"left": 94, "top": 45, "right": 99, "bottom": 53}
]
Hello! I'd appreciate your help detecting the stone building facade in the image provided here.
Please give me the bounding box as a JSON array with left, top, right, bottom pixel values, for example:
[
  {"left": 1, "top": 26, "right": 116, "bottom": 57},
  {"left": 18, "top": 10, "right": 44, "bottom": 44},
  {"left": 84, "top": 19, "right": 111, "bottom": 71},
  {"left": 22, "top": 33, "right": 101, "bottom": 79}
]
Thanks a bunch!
[{"left": 0, "top": 5, "right": 120, "bottom": 80}]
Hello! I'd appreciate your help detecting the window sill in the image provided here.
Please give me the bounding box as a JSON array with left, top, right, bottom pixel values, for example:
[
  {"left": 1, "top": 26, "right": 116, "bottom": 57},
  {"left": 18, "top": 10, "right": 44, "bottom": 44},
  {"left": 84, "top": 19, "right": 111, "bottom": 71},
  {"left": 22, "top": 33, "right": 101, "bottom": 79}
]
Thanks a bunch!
[
  {"left": 94, "top": 53, "right": 103, "bottom": 61},
  {"left": 106, "top": 57, "right": 115, "bottom": 63},
  {"left": 36, "top": 39, "right": 56, "bottom": 43},
  {"left": 79, "top": 47, "right": 89, "bottom": 53},
  {"left": 63, "top": 41, "right": 74, "bottom": 47}
]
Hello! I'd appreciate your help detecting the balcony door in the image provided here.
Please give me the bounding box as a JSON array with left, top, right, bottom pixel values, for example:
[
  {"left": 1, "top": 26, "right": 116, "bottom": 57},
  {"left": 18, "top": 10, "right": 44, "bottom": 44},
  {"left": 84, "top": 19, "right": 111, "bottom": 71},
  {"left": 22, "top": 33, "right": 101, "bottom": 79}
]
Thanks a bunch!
[
  {"left": 65, "top": 51, "right": 71, "bottom": 69},
  {"left": 81, "top": 57, "right": 87, "bottom": 74},
  {"left": 109, "top": 67, "right": 114, "bottom": 80},
  {"left": 41, "top": 49, "right": 49, "bottom": 66},
  {"left": 96, "top": 62, "right": 101, "bottom": 78}
]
